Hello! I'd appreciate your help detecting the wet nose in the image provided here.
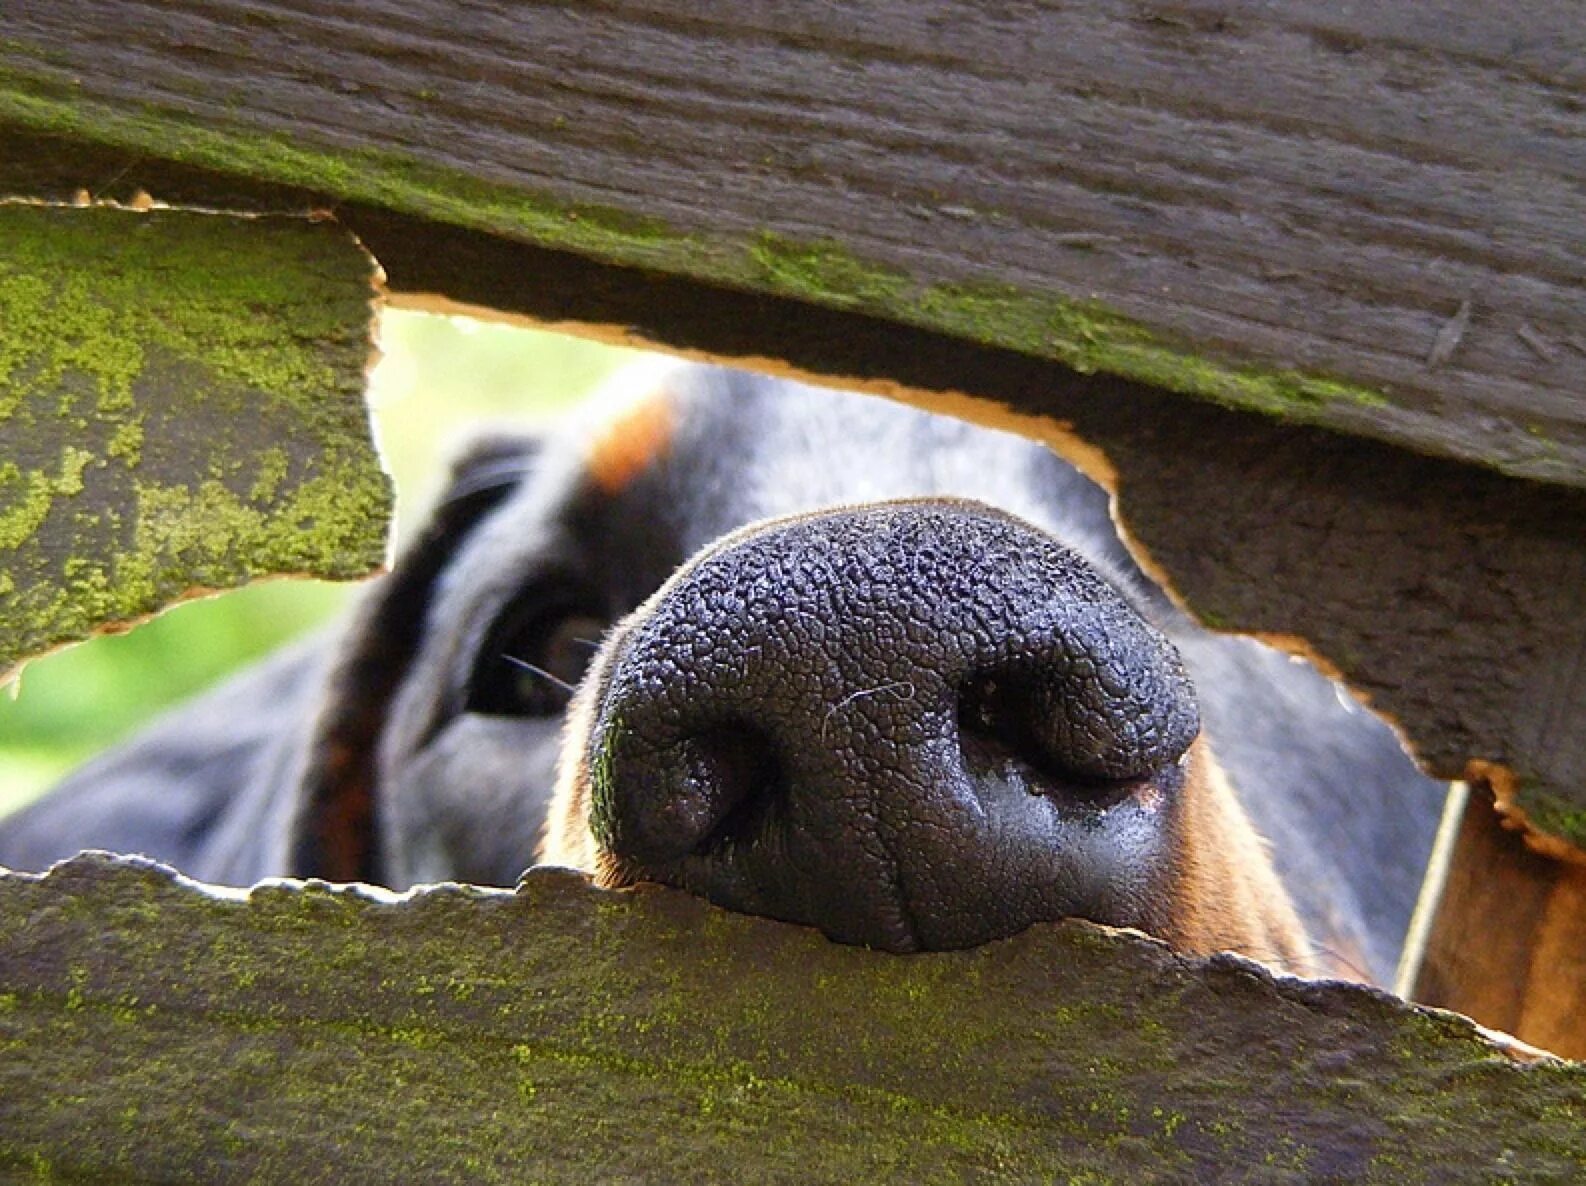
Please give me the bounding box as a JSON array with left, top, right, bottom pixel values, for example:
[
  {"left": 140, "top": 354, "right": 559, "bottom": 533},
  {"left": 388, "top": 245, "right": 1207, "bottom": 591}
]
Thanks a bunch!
[{"left": 585, "top": 500, "right": 1199, "bottom": 951}]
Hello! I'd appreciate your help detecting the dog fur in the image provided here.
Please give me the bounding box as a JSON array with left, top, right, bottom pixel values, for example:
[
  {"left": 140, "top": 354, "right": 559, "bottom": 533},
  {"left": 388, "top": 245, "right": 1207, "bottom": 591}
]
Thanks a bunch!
[{"left": 0, "top": 363, "right": 1446, "bottom": 983}]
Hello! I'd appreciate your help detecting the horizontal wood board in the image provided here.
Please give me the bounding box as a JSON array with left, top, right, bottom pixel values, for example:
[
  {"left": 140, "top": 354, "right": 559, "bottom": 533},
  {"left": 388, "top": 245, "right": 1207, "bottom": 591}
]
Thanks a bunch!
[
  {"left": 0, "top": 854, "right": 1582, "bottom": 1184},
  {"left": 4, "top": 130, "right": 1584, "bottom": 846},
  {"left": 2, "top": 0, "right": 1583, "bottom": 486}
]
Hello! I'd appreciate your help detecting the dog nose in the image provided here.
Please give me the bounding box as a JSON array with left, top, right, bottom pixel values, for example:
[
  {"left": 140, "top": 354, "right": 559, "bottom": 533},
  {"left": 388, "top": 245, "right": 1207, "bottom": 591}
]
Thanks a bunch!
[{"left": 585, "top": 500, "right": 1200, "bottom": 951}]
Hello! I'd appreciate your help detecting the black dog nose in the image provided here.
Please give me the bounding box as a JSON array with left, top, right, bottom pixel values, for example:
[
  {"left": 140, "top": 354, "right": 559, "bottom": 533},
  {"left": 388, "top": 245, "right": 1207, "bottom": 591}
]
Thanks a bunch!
[{"left": 585, "top": 500, "right": 1200, "bottom": 951}]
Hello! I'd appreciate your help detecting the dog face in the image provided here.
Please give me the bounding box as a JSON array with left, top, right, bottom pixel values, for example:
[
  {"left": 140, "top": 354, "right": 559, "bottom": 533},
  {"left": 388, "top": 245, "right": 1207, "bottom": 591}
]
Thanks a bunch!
[
  {"left": 7, "top": 361, "right": 1442, "bottom": 979},
  {"left": 289, "top": 363, "right": 1310, "bottom": 966}
]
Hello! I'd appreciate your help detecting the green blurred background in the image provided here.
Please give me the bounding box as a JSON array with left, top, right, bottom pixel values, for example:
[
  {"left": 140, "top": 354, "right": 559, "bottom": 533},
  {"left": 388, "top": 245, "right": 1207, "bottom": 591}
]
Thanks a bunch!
[{"left": 0, "top": 311, "right": 639, "bottom": 818}]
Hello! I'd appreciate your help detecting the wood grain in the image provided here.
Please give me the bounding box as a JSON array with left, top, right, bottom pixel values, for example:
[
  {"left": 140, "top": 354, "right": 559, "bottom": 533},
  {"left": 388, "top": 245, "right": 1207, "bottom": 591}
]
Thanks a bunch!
[
  {"left": 6, "top": 127, "right": 1582, "bottom": 846},
  {"left": 1415, "top": 784, "right": 1586, "bottom": 1060},
  {"left": 2, "top": 0, "right": 1582, "bottom": 485},
  {"left": 0, "top": 854, "right": 1580, "bottom": 1183}
]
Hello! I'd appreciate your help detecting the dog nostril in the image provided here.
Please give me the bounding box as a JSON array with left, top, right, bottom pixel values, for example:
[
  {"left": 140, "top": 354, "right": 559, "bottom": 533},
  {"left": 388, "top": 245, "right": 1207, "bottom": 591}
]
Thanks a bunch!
[
  {"left": 606, "top": 721, "right": 780, "bottom": 864},
  {"left": 957, "top": 668, "right": 1191, "bottom": 790},
  {"left": 959, "top": 673, "right": 1069, "bottom": 788}
]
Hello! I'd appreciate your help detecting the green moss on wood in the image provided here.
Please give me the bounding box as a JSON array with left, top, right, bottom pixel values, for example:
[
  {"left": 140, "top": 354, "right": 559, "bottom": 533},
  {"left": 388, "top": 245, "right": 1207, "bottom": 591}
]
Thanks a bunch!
[
  {"left": 1509, "top": 784, "right": 1586, "bottom": 853},
  {"left": 0, "top": 204, "right": 388, "bottom": 673},
  {"left": 745, "top": 232, "right": 1391, "bottom": 422},
  {"left": 0, "top": 68, "right": 1397, "bottom": 438},
  {"left": 0, "top": 855, "right": 1581, "bottom": 1183}
]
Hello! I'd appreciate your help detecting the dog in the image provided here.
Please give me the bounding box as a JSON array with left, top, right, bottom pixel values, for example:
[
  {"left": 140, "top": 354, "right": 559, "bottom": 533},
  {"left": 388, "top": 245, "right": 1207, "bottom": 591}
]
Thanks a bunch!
[{"left": 0, "top": 362, "right": 1445, "bottom": 983}]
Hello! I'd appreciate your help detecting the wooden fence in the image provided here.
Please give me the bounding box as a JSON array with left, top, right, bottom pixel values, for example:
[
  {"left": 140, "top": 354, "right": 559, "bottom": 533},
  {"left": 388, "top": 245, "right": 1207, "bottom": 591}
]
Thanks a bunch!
[{"left": 1, "top": 2, "right": 1582, "bottom": 1176}]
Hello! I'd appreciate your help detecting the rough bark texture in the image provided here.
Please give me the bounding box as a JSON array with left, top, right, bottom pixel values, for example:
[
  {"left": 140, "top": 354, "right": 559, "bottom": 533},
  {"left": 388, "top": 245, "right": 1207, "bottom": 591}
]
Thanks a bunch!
[
  {"left": 0, "top": 204, "right": 389, "bottom": 674},
  {"left": 0, "top": 854, "right": 1580, "bottom": 1184},
  {"left": 1, "top": 0, "right": 1582, "bottom": 487}
]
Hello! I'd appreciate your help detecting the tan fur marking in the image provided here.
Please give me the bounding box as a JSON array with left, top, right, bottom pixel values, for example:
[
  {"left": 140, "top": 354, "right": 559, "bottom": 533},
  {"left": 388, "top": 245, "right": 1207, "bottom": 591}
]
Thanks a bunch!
[
  {"left": 1163, "top": 738, "right": 1318, "bottom": 976},
  {"left": 539, "top": 641, "right": 616, "bottom": 874},
  {"left": 586, "top": 392, "right": 676, "bottom": 495}
]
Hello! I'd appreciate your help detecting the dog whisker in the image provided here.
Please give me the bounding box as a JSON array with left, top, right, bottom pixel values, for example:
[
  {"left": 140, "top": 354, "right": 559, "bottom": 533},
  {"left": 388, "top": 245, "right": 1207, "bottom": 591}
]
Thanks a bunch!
[{"left": 502, "top": 655, "right": 578, "bottom": 698}]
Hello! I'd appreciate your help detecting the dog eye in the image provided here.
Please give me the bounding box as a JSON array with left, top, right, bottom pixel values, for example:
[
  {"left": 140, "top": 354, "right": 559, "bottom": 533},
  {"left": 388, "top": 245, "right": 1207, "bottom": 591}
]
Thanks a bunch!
[{"left": 466, "top": 596, "right": 609, "bottom": 718}]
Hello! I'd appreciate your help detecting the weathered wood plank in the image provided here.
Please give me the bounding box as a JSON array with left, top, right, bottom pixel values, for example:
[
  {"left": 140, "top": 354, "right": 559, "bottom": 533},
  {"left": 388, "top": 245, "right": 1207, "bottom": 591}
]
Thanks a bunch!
[
  {"left": 1414, "top": 786, "right": 1586, "bottom": 1061},
  {"left": 2, "top": 0, "right": 1582, "bottom": 486},
  {"left": 0, "top": 854, "right": 1580, "bottom": 1184},
  {"left": 346, "top": 190, "right": 1586, "bottom": 850},
  {"left": 6, "top": 133, "right": 1583, "bottom": 848},
  {"left": 382, "top": 214, "right": 1586, "bottom": 852},
  {"left": 0, "top": 204, "right": 388, "bottom": 674}
]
